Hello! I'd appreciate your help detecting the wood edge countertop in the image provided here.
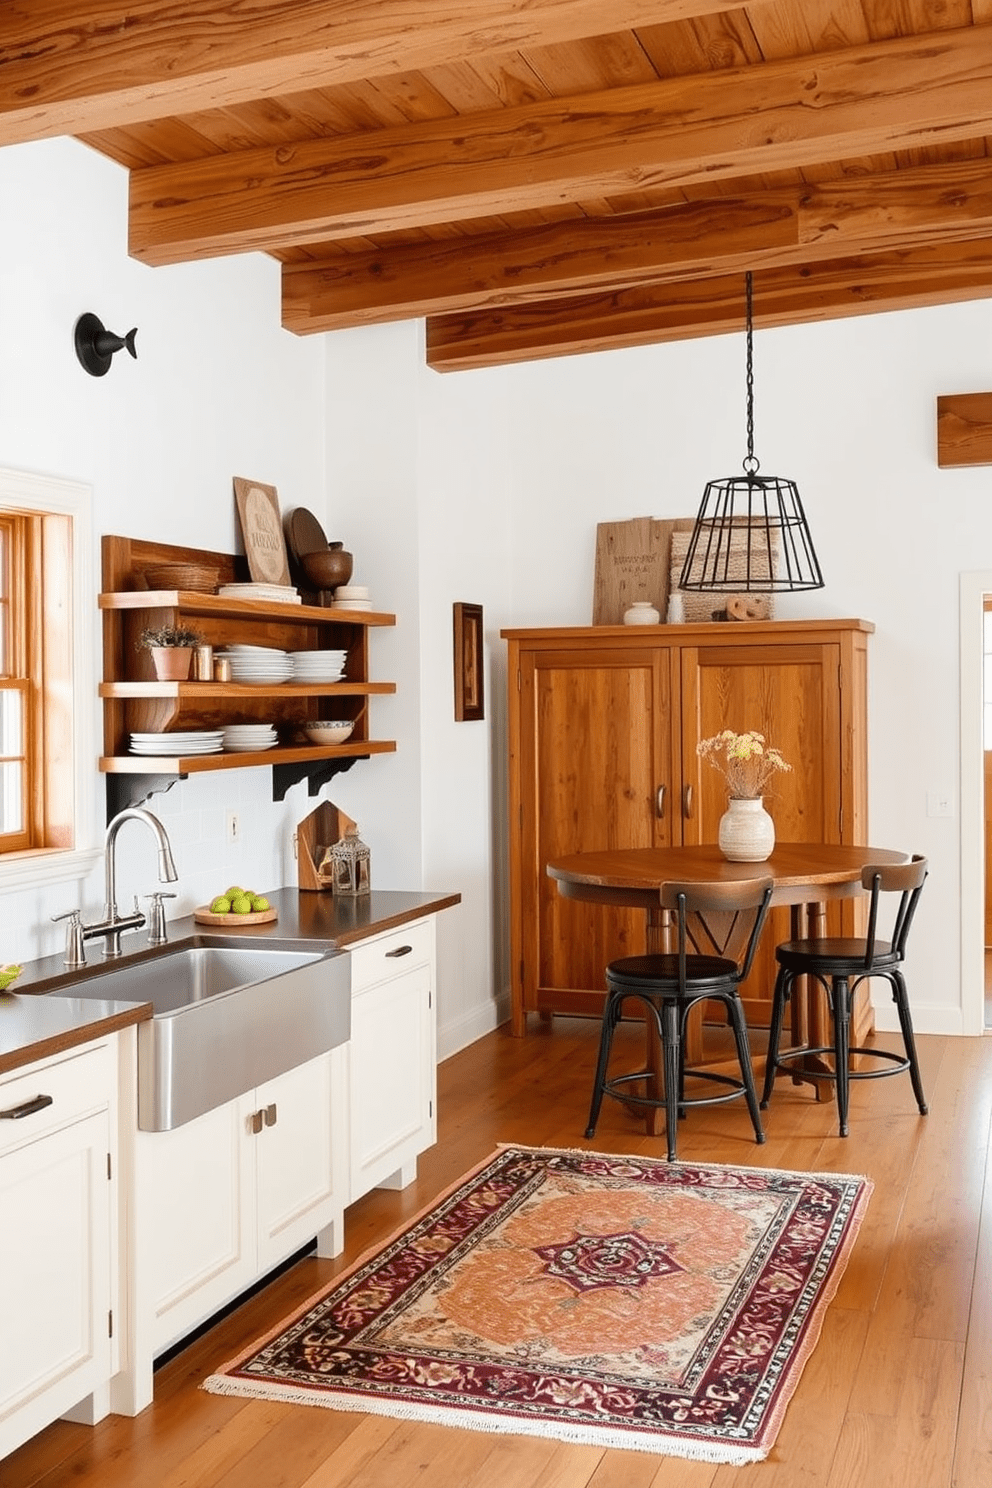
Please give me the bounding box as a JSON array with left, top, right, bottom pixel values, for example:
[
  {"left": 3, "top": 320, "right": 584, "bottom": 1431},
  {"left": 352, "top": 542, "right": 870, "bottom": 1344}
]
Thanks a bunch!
[{"left": 1, "top": 887, "right": 461, "bottom": 1076}]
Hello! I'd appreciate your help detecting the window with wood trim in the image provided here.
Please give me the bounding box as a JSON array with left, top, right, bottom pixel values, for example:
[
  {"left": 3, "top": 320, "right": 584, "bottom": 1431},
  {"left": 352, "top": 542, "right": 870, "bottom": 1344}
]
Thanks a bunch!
[{"left": 0, "top": 506, "right": 75, "bottom": 857}]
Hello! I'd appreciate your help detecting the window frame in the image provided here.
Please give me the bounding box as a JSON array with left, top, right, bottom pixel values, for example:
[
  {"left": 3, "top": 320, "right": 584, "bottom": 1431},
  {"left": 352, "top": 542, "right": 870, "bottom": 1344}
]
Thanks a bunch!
[{"left": 0, "top": 468, "right": 100, "bottom": 893}]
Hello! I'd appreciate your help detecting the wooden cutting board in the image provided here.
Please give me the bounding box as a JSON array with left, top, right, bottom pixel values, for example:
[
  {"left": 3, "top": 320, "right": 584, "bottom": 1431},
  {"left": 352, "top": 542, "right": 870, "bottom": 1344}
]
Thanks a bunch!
[
  {"left": 193, "top": 906, "right": 278, "bottom": 926},
  {"left": 592, "top": 517, "right": 692, "bottom": 625}
]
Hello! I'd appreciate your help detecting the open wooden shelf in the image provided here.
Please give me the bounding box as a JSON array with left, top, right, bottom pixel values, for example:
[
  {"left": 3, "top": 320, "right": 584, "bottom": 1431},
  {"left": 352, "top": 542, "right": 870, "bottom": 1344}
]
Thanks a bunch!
[{"left": 99, "top": 534, "right": 398, "bottom": 812}]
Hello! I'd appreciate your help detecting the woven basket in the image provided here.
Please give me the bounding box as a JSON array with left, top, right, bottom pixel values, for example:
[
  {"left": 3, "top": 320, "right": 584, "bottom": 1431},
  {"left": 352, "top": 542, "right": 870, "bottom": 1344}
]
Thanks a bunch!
[{"left": 144, "top": 563, "right": 220, "bottom": 594}]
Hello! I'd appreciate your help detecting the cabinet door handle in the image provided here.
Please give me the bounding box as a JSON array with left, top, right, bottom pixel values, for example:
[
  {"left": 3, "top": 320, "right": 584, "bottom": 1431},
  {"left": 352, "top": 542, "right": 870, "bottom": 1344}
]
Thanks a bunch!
[
  {"left": 385, "top": 945, "right": 413, "bottom": 958},
  {"left": 0, "top": 1093, "right": 53, "bottom": 1121},
  {"left": 682, "top": 784, "right": 694, "bottom": 819},
  {"left": 655, "top": 785, "right": 666, "bottom": 818},
  {"left": 263, "top": 1103, "right": 277, "bottom": 1127},
  {"left": 249, "top": 1109, "right": 263, "bottom": 1135}
]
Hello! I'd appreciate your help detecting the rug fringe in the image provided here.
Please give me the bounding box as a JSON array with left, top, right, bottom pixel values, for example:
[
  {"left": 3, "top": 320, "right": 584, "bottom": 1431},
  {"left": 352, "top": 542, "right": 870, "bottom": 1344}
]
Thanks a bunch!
[
  {"left": 497, "top": 1140, "right": 874, "bottom": 1189},
  {"left": 200, "top": 1373, "right": 767, "bottom": 1465}
]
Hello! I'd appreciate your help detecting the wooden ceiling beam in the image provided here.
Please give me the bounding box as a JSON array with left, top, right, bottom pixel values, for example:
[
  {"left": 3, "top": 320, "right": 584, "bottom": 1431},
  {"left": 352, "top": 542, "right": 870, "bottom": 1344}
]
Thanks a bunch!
[
  {"left": 282, "top": 159, "right": 992, "bottom": 330},
  {"left": 424, "top": 238, "right": 992, "bottom": 370},
  {"left": 0, "top": 1, "right": 744, "bottom": 145},
  {"left": 129, "top": 23, "right": 992, "bottom": 266}
]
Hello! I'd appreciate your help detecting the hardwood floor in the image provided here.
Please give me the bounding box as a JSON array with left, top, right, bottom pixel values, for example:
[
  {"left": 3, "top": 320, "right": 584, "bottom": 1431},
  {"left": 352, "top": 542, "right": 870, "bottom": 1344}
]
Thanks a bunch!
[{"left": 6, "top": 1016, "right": 992, "bottom": 1488}]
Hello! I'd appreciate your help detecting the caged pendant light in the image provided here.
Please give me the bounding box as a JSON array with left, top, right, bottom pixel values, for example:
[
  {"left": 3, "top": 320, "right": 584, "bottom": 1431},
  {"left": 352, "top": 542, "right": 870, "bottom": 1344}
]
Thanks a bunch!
[{"left": 678, "top": 272, "right": 824, "bottom": 594}]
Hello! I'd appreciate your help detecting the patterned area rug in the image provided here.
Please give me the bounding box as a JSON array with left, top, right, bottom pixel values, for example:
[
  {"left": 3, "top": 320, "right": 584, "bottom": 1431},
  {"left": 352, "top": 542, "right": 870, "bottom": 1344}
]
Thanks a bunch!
[{"left": 203, "top": 1145, "right": 871, "bottom": 1464}]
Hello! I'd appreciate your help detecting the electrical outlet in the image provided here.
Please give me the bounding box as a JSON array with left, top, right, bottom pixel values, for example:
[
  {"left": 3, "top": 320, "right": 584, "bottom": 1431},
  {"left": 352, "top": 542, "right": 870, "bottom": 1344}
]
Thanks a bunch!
[
  {"left": 226, "top": 810, "right": 239, "bottom": 843},
  {"left": 926, "top": 791, "right": 954, "bottom": 818}
]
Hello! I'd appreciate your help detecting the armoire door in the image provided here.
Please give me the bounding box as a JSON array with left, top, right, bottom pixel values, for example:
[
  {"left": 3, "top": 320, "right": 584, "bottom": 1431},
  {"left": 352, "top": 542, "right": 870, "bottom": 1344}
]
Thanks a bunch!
[
  {"left": 512, "top": 644, "right": 673, "bottom": 1026},
  {"left": 679, "top": 640, "right": 847, "bottom": 1026}
]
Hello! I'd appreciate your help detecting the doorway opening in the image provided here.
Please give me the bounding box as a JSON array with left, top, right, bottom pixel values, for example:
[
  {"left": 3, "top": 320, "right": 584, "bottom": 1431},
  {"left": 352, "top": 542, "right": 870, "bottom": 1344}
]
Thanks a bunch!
[{"left": 959, "top": 572, "right": 992, "bottom": 1035}]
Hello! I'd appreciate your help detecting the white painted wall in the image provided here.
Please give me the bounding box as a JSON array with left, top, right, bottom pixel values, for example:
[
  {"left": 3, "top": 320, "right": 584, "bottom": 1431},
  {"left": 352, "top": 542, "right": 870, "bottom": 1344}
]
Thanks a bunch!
[
  {"left": 327, "top": 305, "right": 992, "bottom": 1046},
  {"left": 0, "top": 137, "right": 326, "bottom": 964},
  {"left": 2, "top": 133, "right": 988, "bottom": 1053}
]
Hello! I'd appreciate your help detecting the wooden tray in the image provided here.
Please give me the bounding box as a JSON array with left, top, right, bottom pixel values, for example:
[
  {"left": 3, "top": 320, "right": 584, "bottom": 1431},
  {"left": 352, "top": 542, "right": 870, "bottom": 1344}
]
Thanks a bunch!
[{"left": 193, "top": 905, "right": 278, "bottom": 926}]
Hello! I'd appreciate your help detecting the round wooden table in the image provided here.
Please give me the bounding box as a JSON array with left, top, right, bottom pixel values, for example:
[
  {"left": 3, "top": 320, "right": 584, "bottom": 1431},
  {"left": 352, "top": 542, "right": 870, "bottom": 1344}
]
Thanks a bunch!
[{"left": 547, "top": 842, "right": 907, "bottom": 1135}]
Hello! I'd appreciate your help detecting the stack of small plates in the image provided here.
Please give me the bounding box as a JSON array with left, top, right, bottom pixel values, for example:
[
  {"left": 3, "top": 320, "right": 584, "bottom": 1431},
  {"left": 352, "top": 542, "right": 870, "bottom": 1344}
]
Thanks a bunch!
[
  {"left": 222, "top": 724, "right": 278, "bottom": 752},
  {"left": 333, "top": 584, "right": 372, "bottom": 612},
  {"left": 130, "top": 730, "right": 224, "bottom": 756},
  {"left": 290, "top": 649, "right": 348, "bottom": 682},
  {"left": 223, "top": 645, "right": 294, "bottom": 685},
  {"left": 217, "top": 582, "right": 302, "bottom": 606}
]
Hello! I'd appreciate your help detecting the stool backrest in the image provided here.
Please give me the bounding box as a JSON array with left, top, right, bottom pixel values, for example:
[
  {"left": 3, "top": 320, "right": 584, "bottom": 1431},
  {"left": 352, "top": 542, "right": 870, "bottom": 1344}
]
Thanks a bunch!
[
  {"left": 660, "top": 877, "right": 774, "bottom": 988},
  {"left": 860, "top": 854, "right": 928, "bottom": 966}
]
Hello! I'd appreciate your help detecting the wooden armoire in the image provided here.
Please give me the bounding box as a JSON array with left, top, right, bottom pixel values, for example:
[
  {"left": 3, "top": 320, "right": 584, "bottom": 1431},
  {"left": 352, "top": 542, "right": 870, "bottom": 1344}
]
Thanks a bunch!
[{"left": 501, "top": 619, "right": 872, "bottom": 1038}]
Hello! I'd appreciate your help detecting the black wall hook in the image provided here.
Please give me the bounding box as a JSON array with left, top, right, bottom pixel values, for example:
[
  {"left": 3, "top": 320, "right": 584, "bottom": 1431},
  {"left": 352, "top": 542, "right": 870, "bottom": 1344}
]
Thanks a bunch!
[{"left": 74, "top": 312, "right": 138, "bottom": 377}]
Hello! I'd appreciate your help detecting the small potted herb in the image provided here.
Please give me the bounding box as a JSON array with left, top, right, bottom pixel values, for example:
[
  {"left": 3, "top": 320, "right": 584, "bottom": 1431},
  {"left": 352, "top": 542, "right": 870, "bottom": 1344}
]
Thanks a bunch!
[{"left": 138, "top": 623, "right": 203, "bottom": 681}]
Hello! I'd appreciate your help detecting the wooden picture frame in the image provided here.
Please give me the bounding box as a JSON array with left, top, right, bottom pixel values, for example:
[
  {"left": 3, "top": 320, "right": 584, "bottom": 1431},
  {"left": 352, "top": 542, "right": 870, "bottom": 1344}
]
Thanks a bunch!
[
  {"left": 453, "top": 602, "right": 484, "bottom": 721},
  {"left": 233, "top": 476, "right": 292, "bottom": 586}
]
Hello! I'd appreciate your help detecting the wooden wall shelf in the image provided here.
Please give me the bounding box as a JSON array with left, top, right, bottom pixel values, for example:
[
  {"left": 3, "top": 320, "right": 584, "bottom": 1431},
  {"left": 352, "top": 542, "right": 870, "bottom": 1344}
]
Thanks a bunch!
[{"left": 100, "top": 535, "right": 397, "bottom": 814}]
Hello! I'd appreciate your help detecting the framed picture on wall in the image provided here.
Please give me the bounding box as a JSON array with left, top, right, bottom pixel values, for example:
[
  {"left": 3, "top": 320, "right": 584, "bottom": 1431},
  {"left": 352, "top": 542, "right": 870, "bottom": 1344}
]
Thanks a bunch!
[
  {"left": 233, "top": 476, "right": 292, "bottom": 587},
  {"left": 453, "top": 602, "right": 484, "bottom": 721}
]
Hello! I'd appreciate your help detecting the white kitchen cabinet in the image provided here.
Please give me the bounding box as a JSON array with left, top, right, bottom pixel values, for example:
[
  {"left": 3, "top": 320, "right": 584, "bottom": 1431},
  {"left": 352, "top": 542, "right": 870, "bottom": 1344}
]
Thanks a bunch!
[
  {"left": 348, "top": 917, "right": 437, "bottom": 1203},
  {"left": 0, "top": 1037, "right": 119, "bottom": 1460},
  {"left": 135, "top": 1046, "right": 346, "bottom": 1366}
]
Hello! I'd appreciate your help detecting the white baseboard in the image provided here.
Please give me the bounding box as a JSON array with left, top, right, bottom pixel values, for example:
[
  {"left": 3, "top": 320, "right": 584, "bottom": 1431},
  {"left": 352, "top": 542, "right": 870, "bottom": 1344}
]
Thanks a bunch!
[
  {"left": 437, "top": 992, "right": 511, "bottom": 1064},
  {"left": 871, "top": 1001, "right": 968, "bottom": 1038}
]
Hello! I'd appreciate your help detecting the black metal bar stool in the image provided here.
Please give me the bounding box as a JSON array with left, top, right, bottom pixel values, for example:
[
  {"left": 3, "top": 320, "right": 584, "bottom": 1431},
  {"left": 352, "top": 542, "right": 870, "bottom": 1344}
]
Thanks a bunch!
[
  {"left": 761, "top": 855, "right": 929, "bottom": 1137},
  {"left": 585, "top": 877, "right": 774, "bottom": 1162}
]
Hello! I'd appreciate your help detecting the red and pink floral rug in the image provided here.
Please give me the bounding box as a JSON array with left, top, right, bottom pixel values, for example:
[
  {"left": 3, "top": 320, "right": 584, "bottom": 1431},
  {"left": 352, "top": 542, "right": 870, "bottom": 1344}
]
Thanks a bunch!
[{"left": 203, "top": 1145, "right": 871, "bottom": 1463}]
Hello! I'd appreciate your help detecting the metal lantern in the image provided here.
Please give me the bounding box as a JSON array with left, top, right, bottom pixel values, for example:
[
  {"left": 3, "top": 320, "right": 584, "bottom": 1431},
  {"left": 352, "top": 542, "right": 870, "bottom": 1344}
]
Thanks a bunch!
[
  {"left": 329, "top": 825, "right": 371, "bottom": 896},
  {"left": 679, "top": 273, "right": 824, "bottom": 595}
]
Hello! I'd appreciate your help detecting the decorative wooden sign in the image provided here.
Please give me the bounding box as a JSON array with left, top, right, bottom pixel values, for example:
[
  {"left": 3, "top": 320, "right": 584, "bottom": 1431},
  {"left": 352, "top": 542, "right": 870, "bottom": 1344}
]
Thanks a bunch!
[
  {"left": 233, "top": 476, "right": 292, "bottom": 585},
  {"left": 453, "top": 602, "right": 484, "bottom": 721},
  {"left": 936, "top": 392, "right": 992, "bottom": 468}
]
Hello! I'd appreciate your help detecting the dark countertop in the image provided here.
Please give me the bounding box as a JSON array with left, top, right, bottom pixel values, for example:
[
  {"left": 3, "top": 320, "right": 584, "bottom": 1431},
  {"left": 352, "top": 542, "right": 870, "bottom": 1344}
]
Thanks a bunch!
[{"left": 1, "top": 887, "right": 460, "bottom": 1077}]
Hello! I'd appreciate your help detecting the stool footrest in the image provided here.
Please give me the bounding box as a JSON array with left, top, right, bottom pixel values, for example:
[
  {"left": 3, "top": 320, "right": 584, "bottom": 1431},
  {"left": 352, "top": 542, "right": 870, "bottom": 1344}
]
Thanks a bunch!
[{"left": 768, "top": 1044, "right": 911, "bottom": 1085}]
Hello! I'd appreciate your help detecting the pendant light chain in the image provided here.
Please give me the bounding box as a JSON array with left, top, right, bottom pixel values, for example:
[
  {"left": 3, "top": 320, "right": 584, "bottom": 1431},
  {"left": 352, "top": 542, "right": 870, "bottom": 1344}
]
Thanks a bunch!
[
  {"left": 744, "top": 270, "right": 758, "bottom": 474},
  {"left": 676, "top": 267, "right": 825, "bottom": 594}
]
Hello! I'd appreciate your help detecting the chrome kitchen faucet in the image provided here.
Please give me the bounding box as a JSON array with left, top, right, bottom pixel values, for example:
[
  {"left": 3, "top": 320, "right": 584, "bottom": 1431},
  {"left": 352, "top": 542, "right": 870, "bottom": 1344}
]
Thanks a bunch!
[{"left": 68, "top": 807, "right": 179, "bottom": 959}]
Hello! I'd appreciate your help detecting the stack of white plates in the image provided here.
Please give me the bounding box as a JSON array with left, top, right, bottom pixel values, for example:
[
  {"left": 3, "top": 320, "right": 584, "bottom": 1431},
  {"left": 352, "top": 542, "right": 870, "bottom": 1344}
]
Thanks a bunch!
[
  {"left": 217, "top": 582, "right": 302, "bottom": 605},
  {"left": 222, "top": 645, "right": 294, "bottom": 685},
  {"left": 290, "top": 649, "right": 348, "bottom": 682},
  {"left": 130, "top": 730, "right": 224, "bottom": 756},
  {"left": 222, "top": 724, "right": 278, "bottom": 752}
]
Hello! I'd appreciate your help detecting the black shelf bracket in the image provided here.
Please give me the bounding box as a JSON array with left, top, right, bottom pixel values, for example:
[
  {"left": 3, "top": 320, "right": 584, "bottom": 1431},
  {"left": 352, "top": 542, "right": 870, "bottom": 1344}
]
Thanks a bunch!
[
  {"left": 105, "top": 773, "right": 184, "bottom": 824},
  {"left": 271, "top": 755, "right": 367, "bottom": 802}
]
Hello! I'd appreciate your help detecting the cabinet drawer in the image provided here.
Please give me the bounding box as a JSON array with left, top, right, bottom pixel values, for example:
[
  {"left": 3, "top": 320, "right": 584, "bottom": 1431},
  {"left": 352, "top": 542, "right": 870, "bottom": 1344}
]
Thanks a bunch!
[
  {"left": 349, "top": 919, "right": 433, "bottom": 995},
  {"left": 0, "top": 1041, "right": 114, "bottom": 1154}
]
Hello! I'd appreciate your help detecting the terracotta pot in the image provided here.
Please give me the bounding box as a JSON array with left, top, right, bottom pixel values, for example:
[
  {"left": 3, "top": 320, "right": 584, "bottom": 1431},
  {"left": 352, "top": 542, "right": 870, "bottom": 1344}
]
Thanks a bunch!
[{"left": 150, "top": 646, "right": 194, "bottom": 681}]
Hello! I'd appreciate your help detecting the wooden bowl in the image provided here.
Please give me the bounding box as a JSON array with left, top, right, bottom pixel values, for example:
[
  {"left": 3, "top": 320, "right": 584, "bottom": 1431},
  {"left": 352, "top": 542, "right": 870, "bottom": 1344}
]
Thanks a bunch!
[{"left": 301, "top": 546, "right": 353, "bottom": 591}]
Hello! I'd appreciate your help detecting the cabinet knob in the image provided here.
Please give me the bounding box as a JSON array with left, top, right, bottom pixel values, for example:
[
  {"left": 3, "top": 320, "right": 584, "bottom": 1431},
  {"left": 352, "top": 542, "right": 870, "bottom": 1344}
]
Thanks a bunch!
[
  {"left": 655, "top": 785, "right": 666, "bottom": 818},
  {"left": 682, "top": 784, "right": 694, "bottom": 819},
  {"left": 249, "top": 1109, "right": 263, "bottom": 1135},
  {"left": 385, "top": 945, "right": 413, "bottom": 958},
  {"left": 263, "top": 1103, "right": 277, "bottom": 1127}
]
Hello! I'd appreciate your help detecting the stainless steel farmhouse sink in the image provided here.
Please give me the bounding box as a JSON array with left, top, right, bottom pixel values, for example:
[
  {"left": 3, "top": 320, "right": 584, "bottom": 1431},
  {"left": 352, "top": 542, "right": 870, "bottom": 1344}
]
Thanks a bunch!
[{"left": 62, "top": 941, "right": 350, "bottom": 1131}]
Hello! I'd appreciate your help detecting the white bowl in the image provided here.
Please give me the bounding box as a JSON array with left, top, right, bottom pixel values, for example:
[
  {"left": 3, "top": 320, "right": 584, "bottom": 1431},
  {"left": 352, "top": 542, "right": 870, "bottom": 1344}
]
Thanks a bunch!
[
  {"left": 304, "top": 721, "right": 354, "bottom": 745},
  {"left": 334, "top": 585, "right": 369, "bottom": 600}
]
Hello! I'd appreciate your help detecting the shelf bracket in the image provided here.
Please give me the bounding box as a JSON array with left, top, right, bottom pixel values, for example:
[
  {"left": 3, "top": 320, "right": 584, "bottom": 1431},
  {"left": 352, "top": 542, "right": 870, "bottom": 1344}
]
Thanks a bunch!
[
  {"left": 105, "top": 774, "right": 183, "bottom": 824},
  {"left": 271, "top": 755, "right": 367, "bottom": 802}
]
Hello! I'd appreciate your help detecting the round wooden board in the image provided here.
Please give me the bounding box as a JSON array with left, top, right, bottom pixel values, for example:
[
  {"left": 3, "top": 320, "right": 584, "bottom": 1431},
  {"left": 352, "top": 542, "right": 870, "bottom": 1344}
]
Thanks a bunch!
[{"left": 193, "top": 906, "right": 278, "bottom": 926}]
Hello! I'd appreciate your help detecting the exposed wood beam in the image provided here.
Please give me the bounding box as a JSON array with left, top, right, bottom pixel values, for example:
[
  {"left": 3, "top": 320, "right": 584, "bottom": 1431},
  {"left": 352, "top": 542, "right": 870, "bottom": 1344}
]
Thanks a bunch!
[
  {"left": 129, "top": 23, "right": 992, "bottom": 266},
  {"left": 937, "top": 393, "right": 992, "bottom": 467},
  {"left": 0, "top": 1, "right": 743, "bottom": 145},
  {"left": 424, "top": 239, "right": 992, "bottom": 370},
  {"left": 283, "top": 160, "right": 992, "bottom": 330}
]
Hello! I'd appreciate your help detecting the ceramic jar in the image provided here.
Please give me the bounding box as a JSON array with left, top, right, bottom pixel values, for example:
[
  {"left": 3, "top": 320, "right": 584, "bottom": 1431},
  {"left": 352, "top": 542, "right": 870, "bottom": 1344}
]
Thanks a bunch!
[
  {"left": 718, "top": 796, "right": 775, "bottom": 862},
  {"left": 623, "top": 600, "right": 661, "bottom": 625}
]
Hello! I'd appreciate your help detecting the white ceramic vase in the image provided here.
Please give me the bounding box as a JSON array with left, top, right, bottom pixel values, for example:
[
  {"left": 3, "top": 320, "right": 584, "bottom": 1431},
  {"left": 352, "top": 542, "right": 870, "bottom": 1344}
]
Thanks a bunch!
[
  {"left": 718, "top": 796, "right": 775, "bottom": 862},
  {"left": 623, "top": 600, "right": 661, "bottom": 625}
]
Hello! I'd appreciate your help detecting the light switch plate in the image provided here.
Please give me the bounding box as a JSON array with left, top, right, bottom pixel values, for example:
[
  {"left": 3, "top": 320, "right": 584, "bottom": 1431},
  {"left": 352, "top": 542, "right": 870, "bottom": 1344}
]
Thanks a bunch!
[{"left": 926, "top": 791, "right": 954, "bottom": 818}]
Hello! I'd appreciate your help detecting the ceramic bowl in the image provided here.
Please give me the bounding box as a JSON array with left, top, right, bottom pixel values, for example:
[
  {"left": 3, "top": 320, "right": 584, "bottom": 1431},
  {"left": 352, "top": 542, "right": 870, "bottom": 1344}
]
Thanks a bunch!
[{"left": 304, "top": 721, "right": 354, "bottom": 745}]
